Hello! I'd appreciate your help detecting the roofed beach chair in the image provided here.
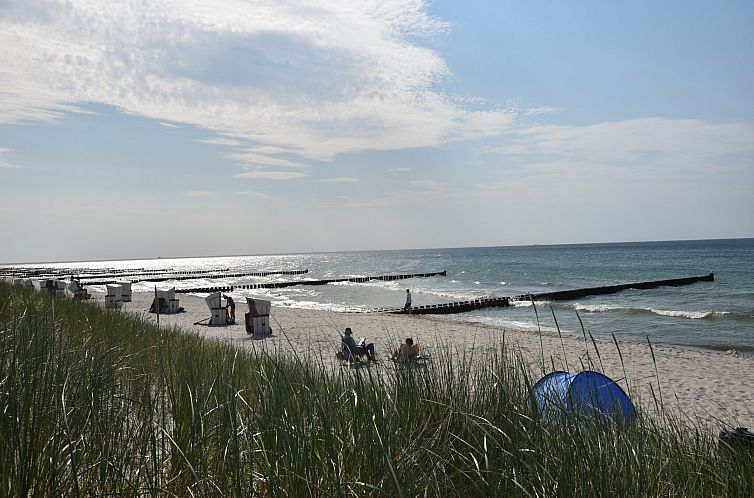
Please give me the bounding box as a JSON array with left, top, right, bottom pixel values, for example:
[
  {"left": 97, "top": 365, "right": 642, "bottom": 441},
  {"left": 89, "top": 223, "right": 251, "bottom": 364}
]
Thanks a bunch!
[
  {"left": 65, "top": 279, "right": 90, "bottom": 300},
  {"left": 105, "top": 284, "right": 123, "bottom": 309},
  {"left": 245, "top": 298, "right": 272, "bottom": 336},
  {"left": 205, "top": 291, "right": 227, "bottom": 326},
  {"left": 117, "top": 281, "right": 132, "bottom": 302},
  {"left": 54, "top": 280, "right": 67, "bottom": 297},
  {"left": 38, "top": 279, "right": 65, "bottom": 297},
  {"left": 150, "top": 287, "right": 181, "bottom": 314}
]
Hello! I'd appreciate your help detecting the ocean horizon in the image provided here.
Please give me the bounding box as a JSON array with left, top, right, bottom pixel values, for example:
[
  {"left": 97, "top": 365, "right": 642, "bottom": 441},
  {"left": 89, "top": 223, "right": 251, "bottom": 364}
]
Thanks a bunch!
[{"left": 3, "top": 236, "right": 752, "bottom": 266}]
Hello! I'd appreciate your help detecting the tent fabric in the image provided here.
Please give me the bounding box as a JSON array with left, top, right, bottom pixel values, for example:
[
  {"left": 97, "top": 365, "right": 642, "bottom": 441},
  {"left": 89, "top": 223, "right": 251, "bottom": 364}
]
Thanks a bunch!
[{"left": 533, "top": 370, "right": 635, "bottom": 424}]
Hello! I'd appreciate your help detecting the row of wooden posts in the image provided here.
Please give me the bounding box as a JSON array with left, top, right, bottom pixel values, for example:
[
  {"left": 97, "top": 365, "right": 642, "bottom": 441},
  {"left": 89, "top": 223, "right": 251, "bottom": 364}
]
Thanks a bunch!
[
  {"left": 0, "top": 266, "right": 309, "bottom": 282},
  {"left": 174, "top": 271, "right": 448, "bottom": 293},
  {"left": 81, "top": 269, "right": 311, "bottom": 285},
  {"left": 383, "top": 273, "right": 715, "bottom": 315},
  {"left": 2, "top": 271, "right": 714, "bottom": 317}
]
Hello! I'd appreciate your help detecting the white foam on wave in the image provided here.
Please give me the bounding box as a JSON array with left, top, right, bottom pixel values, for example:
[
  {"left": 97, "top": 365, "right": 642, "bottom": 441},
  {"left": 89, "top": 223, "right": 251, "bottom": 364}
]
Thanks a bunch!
[
  {"left": 711, "top": 311, "right": 737, "bottom": 318},
  {"left": 572, "top": 302, "right": 719, "bottom": 319},
  {"left": 448, "top": 315, "right": 563, "bottom": 334},
  {"left": 510, "top": 300, "right": 534, "bottom": 308},
  {"left": 276, "top": 299, "right": 365, "bottom": 313},
  {"left": 414, "top": 287, "right": 492, "bottom": 300},
  {"left": 573, "top": 303, "right": 625, "bottom": 313},
  {"left": 230, "top": 287, "right": 368, "bottom": 313},
  {"left": 329, "top": 280, "right": 399, "bottom": 289},
  {"left": 648, "top": 308, "right": 712, "bottom": 319}
]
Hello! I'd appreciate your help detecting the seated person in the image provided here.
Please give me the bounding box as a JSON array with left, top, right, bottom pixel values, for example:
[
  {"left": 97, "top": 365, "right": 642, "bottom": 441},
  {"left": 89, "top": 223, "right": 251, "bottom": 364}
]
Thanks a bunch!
[
  {"left": 392, "top": 337, "right": 419, "bottom": 361},
  {"left": 341, "top": 327, "right": 376, "bottom": 362}
]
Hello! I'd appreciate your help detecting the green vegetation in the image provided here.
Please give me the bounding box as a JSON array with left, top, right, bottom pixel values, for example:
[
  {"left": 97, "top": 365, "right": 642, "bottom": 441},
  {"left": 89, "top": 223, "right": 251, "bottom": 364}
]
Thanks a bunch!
[{"left": 1, "top": 281, "right": 752, "bottom": 497}]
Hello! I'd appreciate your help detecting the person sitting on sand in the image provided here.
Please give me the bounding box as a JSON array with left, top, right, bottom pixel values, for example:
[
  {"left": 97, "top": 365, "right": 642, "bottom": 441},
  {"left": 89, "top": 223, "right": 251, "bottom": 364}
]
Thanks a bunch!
[
  {"left": 392, "top": 337, "right": 419, "bottom": 361},
  {"left": 342, "top": 327, "right": 376, "bottom": 362},
  {"left": 223, "top": 294, "right": 236, "bottom": 322}
]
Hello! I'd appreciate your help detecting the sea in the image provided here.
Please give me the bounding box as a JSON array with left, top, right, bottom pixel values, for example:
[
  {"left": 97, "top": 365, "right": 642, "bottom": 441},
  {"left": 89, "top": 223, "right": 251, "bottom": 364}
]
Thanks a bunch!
[{"left": 6, "top": 238, "right": 754, "bottom": 353}]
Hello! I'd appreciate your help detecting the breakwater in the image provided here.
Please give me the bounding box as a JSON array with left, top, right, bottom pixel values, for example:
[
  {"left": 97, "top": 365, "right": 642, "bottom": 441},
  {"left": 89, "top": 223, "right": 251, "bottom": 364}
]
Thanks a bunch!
[
  {"left": 80, "top": 269, "right": 309, "bottom": 285},
  {"left": 384, "top": 273, "right": 715, "bottom": 315},
  {"left": 0, "top": 266, "right": 308, "bottom": 281},
  {"left": 174, "top": 271, "right": 447, "bottom": 293}
]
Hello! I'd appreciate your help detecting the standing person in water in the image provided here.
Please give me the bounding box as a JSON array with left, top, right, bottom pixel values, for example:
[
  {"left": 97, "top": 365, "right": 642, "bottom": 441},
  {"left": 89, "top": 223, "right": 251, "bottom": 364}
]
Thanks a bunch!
[{"left": 404, "top": 289, "right": 412, "bottom": 314}]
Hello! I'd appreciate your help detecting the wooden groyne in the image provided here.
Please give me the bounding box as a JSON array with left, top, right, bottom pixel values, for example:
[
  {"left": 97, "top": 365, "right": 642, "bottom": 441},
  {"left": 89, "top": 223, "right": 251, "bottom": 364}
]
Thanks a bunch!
[
  {"left": 79, "top": 268, "right": 234, "bottom": 279},
  {"left": 0, "top": 267, "right": 308, "bottom": 281},
  {"left": 0, "top": 267, "right": 153, "bottom": 278},
  {"left": 80, "top": 269, "right": 309, "bottom": 285},
  {"left": 515, "top": 272, "right": 715, "bottom": 303},
  {"left": 174, "top": 271, "right": 447, "bottom": 294},
  {"left": 384, "top": 273, "right": 715, "bottom": 315},
  {"left": 377, "top": 296, "right": 511, "bottom": 315}
]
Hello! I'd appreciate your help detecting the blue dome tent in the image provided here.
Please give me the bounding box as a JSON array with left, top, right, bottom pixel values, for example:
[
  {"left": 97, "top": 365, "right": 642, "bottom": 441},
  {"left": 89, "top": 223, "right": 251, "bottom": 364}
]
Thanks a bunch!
[{"left": 533, "top": 371, "right": 636, "bottom": 424}]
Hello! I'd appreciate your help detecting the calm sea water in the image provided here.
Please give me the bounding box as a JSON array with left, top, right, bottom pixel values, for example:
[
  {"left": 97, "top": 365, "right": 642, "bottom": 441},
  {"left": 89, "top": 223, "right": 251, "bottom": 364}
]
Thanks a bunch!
[{"left": 9, "top": 239, "right": 754, "bottom": 353}]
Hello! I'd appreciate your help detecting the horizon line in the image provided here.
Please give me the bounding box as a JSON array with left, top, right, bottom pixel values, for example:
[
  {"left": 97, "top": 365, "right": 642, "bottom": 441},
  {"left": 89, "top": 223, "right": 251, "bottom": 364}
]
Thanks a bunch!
[{"left": 2, "top": 236, "right": 752, "bottom": 266}]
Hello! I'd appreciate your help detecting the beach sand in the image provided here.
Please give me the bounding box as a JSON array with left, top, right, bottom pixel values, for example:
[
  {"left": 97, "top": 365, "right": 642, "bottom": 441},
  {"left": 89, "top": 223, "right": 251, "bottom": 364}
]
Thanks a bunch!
[{"left": 117, "top": 291, "right": 753, "bottom": 428}]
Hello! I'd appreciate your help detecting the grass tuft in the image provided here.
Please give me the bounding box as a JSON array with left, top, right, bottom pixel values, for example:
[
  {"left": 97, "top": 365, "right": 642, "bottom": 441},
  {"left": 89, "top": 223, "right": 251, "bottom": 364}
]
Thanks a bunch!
[{"left": 0, "top": 281, "right": 752, "bottom": 496}]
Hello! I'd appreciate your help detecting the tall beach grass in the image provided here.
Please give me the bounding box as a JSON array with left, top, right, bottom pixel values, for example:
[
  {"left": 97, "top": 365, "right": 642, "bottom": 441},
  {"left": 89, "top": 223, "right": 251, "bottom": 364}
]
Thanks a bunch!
[{"left": 0, "top": 281, "right": 752, "bottom": 496}]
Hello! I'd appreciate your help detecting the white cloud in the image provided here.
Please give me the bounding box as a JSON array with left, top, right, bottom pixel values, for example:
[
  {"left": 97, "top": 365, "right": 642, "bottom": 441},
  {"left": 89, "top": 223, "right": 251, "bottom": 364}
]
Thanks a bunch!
[
  {"left": 225, "top": 151, "right": 308, "bottom": 168},
  {"left": 234, "top": 171, "right": 307, "bottom": 180},
  {"left": 159, "top": 122, "right": 179, "bottom": 128},
  {"left": 494, "top": 118, "right": 754, "bottom": 176},
  {"left": 521, "top": 106, "right": 561, "bottom": 116},
  {"left": 237, "top": 190, "right": 278, "bottom": 200},
  {"left": 246, "top": 145, "right": 292, "bottom": 155},
  {"left": 0, "top": 148, "right": 23, "bottom": 169},
  {"left": 0, "top": 0, "right": 515, "bottom": 166},
  {"left": 184, "top": 190, "right": 215, "bottom": 197},
  {"left": 479, "top": 117, "right": 754, "bottom": 236},
  {"left": 315, "top": 177, "right": 358, "bottom": 183},
  {"left": 388, "top": 167, "right": 411, "bottom": 172},
  {"left": 197, "top": 137, "right": 243, "bottom": 147}
]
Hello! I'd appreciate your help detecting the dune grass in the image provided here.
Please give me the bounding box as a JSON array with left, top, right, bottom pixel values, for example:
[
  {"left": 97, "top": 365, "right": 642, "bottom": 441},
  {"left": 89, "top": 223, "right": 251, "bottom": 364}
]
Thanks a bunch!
[{"left": 0, "top": 281, "right": 752, "bottom": 497}]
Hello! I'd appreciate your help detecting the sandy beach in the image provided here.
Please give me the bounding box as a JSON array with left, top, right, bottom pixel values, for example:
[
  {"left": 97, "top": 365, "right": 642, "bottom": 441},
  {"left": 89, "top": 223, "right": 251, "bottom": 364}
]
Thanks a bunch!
[{"left": 115, "top": 291, "right": 754, "bottom": 428}]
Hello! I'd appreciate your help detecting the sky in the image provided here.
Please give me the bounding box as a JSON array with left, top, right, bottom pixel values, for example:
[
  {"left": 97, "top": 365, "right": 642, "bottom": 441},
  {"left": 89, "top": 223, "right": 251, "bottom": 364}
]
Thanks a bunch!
[{"left": 1, "top": 0, "right": 753, "bottom": 263}]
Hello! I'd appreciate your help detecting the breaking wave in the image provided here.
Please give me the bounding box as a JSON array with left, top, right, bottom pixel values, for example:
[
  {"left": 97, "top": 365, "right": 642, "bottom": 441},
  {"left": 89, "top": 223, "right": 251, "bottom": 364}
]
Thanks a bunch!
[{"left": 572, "top": 303, "right": 749, "bottom": 320}]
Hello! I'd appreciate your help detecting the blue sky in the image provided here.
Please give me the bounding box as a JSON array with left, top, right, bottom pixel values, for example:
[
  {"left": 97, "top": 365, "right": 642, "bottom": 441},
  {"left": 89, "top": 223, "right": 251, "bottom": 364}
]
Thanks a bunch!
[{"left": 1, "top": 0, "right": 753, "bottom": 263}]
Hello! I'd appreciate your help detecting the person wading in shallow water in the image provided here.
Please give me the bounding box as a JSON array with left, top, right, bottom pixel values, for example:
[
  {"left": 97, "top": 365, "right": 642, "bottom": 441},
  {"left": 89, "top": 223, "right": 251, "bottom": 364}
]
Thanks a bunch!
[{"left": 404, "top": 289, "right": 412, "bottom": 314}]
